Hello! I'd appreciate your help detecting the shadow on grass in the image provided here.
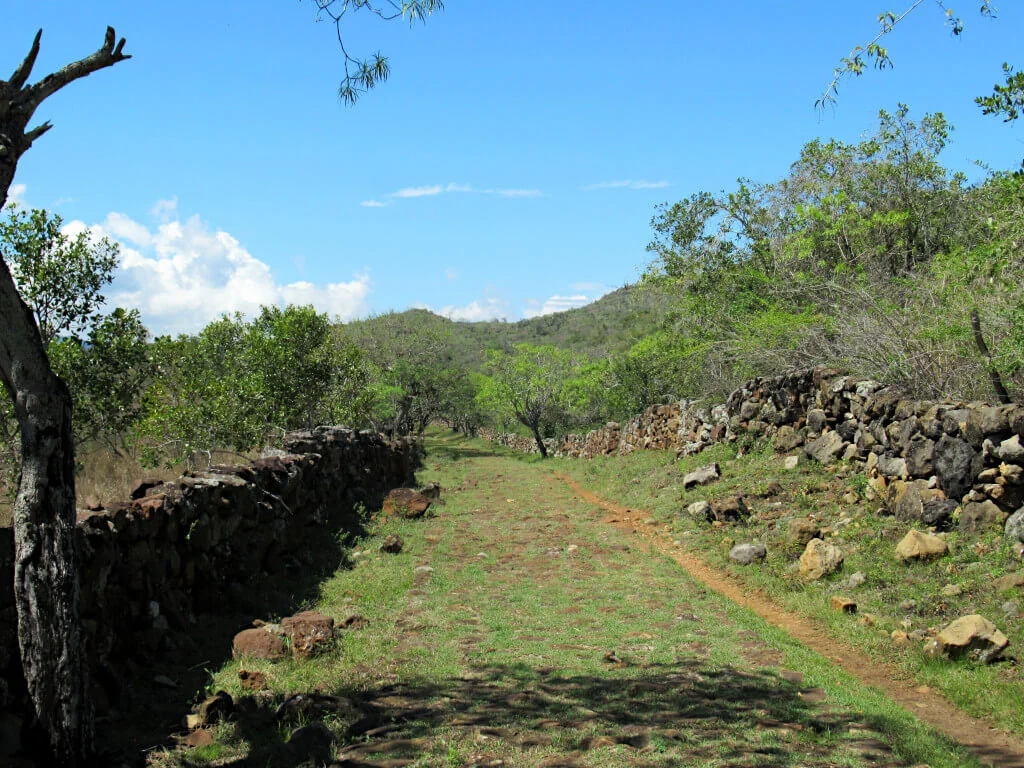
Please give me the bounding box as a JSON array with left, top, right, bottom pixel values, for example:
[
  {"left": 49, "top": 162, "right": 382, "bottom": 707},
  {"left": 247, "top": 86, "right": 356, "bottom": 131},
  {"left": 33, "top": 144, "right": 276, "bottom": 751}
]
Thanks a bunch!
[
  {"left": 195, "top": 660, "right": 940, "bottom": 768},
  {"left": 89, "top": 494, "right": 390, "bottom": 768}
]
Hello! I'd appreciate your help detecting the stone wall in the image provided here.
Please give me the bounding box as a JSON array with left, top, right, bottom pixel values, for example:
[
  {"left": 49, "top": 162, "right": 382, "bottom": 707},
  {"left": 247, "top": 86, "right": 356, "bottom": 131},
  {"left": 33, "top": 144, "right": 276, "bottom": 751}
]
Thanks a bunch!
[
  {"left": 482, "top": 367, "right": 1024, "bottom": 535},
  {"left": 0, "top": 427, "right": 419, "bottom": 717}
]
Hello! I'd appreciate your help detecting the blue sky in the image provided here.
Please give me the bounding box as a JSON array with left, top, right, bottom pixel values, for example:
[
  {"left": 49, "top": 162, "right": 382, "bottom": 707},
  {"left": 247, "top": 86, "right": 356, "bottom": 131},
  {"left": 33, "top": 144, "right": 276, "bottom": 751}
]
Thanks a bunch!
[{"left": 3, "top": 1, "right": 1022, "bottom": 333}]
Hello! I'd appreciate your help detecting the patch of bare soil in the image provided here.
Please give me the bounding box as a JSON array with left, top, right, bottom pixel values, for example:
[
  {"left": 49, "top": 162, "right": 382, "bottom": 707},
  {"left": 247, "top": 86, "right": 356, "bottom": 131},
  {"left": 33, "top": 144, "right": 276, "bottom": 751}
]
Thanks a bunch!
[{"left": 554, "top": 472, "right": 1024, "bottom": 768}]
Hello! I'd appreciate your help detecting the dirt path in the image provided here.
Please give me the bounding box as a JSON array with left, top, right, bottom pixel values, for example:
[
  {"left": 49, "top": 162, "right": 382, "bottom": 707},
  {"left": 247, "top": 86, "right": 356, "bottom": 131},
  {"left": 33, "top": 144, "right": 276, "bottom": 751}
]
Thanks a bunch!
[{"left": 553, "top": 471, "right": 1024, "bottom": 768}]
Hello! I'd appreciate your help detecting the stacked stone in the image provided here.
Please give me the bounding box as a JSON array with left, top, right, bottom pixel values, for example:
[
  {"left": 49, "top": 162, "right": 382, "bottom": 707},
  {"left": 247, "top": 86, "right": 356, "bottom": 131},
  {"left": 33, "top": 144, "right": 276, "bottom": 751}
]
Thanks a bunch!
[{"left": 0, "top": 427, "right": 419, "bottom": 717}]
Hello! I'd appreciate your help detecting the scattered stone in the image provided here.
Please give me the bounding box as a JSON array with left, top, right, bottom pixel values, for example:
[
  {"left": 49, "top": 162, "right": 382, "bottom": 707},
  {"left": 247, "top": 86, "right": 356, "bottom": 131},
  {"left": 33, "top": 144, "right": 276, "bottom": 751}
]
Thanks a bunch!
[
  {"left": 899, "top": 599, "right": 918, "bottom": 613},
  {"left": 784, "top": 455, "right": 800, "bottom": 470},
  {"left": 729, "top": 542, "right": 767, "bottom": 565},
  {"left": 1001, "top": 462, "right": 1024, "bottom": 484},
  {"left": 896, "top": 530, "right": 948, "bottom": 562},
  {"left": 934, "top": 435, "right": 982, "bottom": 501},
  {"left": 838, "top": 571, "right": 866, "bottom": 590},
  {"left": 380, "top": 533, "right": 404, "bottom": 554},
  {"left": 1002, "top": 601, "right": 1020, "bottom": 617},
  {"left": 924, "top": 615, "right": 1009, "bottom": 664},
  {"left": 714, "top": 496, "right": 749, "bottom": 523},
  {"left": 413, "top": 565, "right": 434, "bottom": 575},
  {"left": 686, "top": 500, "right": 713, "bottom": 520},
  {"left": 761, "top": 481, "right": 784, "bottom": 498},
  {"left": 786, "top": 519, "right": 821, "bottom": 548},
  {"left": 683, "top": 463, "right": 721, "bottom": 489},
  {"left": 806, "top": 409, "right": 827, "bottom": 433},
  {"left": 940, "top": 584, "right": 963, "bottom": 597},
  {"left": 232, "top": 628, "right": 288, "bottom": 660},
  {"left": 830, "top": 596, "right": 857, "bottom": 614},
  {"left": 799, "top": 538, "right": 844, "bottom": 580},
  {"left": 339, "top": 613, "right": 368, "bottom": 630},
  {"left": 804, "top": 431, "right": 848, "bottom": 464},
  {"left": 418, "top": 481, "right": 442, "bottom": 500},
  {"left": 993, "top": 573, "right": 1024, "bottom": 593},
  {"left": 891, "top": 630, "right": 911, "bottom": 647},
  {"left": 960, "top": 500, "right": 1008, "bottom": 535},
  {"left": 382, "top": 488, "right": 432, "bottom": 518},
  {"left": 181, "top": 729, "right": 215, "bottom": 748},
  {"left": 196, "top": 691, "right": 233, "bottom": 727},
  {"left": 282, "top": 611, "right": 335, "bottom": 658}
]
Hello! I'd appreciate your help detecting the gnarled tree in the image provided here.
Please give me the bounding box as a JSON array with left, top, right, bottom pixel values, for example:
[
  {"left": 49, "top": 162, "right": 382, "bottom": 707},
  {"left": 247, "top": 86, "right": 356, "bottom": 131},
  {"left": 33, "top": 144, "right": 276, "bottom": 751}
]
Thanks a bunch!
[{"left": 0, "top": 27, "right": 130, "bottom": 765}]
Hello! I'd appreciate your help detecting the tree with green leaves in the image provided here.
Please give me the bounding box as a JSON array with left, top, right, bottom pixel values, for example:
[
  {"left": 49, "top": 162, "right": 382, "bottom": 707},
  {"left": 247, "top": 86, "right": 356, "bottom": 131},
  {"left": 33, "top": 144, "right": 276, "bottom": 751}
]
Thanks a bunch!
[
  {"left": 480, "top": 344, "right": 579, "bottom": 457},
  {"left": 0, "top": 7, "right": 439, "bottom": 760}
]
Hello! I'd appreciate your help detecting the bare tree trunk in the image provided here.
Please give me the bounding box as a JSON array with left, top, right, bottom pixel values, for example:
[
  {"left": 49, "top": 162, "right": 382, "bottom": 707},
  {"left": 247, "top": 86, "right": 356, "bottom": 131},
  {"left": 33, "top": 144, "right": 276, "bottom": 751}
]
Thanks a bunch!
[
  {"left": 1, "top": 27, "right": 131, "bottom": 764},
  {"left": 971, "top": 309, "right": 1012, "bottom": 405},
  {"left": 530, "top": 423, "right": 548, "bottom": 458}
]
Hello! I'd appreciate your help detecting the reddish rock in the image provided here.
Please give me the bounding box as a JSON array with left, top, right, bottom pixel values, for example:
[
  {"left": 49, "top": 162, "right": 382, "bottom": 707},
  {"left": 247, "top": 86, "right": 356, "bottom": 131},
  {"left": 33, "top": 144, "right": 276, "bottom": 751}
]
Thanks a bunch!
[
  {"left": 232, "top": 628, "right": 287, "bottom": 660},
  {"left": 380, "top": 533, "right": 404, "bottom": 554},
  {"left": 238, "top": 669, "right": 267, "bottom": 691},
  {"left": 382, "top": 488, "right": 432, "bottom": 518},
  {"left": 281, "top": 611, "right": 335, "bottom": 657}
]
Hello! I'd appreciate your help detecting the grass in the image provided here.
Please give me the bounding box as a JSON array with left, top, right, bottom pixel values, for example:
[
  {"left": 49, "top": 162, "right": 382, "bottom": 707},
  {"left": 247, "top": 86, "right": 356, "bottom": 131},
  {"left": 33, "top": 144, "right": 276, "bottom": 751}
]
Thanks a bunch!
[
  {"left": 549, "top": 435, "right": 1024, "bottom": 737},
  {"left": 152, "top": 429, "right": 979, "bottom": 767}
]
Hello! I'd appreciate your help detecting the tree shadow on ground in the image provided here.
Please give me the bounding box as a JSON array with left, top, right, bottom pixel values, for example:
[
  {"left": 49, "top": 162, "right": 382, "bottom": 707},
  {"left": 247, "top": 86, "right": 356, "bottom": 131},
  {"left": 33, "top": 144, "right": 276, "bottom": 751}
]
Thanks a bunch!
[
  {"left": 89, "top": 491, "right": 394, "bottom": 768},
  {"left": 200, "top": 659, "right": 940, "bottom": 768}
]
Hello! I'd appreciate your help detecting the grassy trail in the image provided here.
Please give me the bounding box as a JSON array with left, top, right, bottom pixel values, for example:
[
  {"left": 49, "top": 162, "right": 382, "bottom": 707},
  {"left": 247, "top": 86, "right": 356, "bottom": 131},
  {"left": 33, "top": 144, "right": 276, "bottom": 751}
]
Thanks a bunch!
[{"left": 164, "top": 433, "right": 993, "bottom": 767}]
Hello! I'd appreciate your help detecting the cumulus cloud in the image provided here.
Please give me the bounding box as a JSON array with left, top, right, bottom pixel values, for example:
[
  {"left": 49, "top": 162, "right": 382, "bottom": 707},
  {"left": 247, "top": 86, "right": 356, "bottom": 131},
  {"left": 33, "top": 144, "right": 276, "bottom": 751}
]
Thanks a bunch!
[
  {"left": 150, "top": 197, "right": 178, "bottom": 222},
  {"left": 438, "top": 297, "right": 509, "bottom": 322},
  {"left": 393, "top": 184, "right": 444, "bottom": 198},
  {"left": 71, "top": 208, "right": 370, "bottom": 334},
  {"left": 4, "top": 183, "right": 27, "bottom": 208},
  {"left": 582, "top": 180, "right": 671, "bottom": 191},
  {"left": 360, "top": 199, "right": 390, "bottom": 208}
]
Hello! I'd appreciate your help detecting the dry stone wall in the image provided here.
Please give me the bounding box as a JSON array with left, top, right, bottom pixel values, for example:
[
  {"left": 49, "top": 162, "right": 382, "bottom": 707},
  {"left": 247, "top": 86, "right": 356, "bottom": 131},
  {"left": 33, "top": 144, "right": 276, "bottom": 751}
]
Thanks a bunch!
[
  {"left": 0, "top": 427, "right": 419, "bottom": 717},
  {"left": 483, "top": 367, "right": 1024, "bottom": 539}
]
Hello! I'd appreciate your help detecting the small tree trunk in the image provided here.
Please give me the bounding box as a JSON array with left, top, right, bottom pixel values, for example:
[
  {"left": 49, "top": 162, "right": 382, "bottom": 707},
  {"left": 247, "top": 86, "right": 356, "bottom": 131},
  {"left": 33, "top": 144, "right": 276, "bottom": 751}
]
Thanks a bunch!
[
  {"left": 530, "top": 423, "right": 548, "bottom": 458},
  {"left": 971, "top": 309, "right": 1012, "bottom": 405},
  {"left": 0, "top": 261, "right": 91, "bottom": 765}
]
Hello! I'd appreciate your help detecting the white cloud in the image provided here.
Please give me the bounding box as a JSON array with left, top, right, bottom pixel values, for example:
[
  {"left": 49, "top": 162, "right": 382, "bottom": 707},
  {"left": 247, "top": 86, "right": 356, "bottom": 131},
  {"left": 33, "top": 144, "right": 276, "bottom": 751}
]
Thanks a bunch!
[
  {"left": 392, "top": 184, "right": 444, "bottom": 198},
  {"left": 150, "top": 197, "right": 178, "bottom": 222},
  {"left": 523, "top": 294, "right": 593, "bottom": 318},
  {"left": 74, "top": 207, "right": 370, "bottom": 334},
  {"left": 439, "top": 297, "right": 509, "bottom": 322},
  {"left": 365, "top": 182, "right": 543, "bottom": 206},
  {"left": 445, "top": 268, "right": 458, "bottom": 281},
  {"left": 582, "top": 179, "right": 671, "bottom": 191},
  {"left": 4, "top": 183, "right": 27, "bottom": 209}
]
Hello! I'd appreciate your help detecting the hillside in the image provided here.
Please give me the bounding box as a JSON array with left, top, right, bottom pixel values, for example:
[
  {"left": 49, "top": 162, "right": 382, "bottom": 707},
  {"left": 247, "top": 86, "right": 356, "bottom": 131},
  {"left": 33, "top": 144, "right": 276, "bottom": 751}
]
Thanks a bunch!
[{"left": 343, "top": 282, "right": 672, "bottom": 369}]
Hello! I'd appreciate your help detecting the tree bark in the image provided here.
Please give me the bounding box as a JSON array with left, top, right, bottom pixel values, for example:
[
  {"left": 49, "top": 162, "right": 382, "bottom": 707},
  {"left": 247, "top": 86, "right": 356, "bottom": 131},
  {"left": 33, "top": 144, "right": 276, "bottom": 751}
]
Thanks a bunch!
[
  {"left": 0, "top": 27, "right": 131, "bottom": 764},
  {"left": 530, "top": 422, "right": 548, "bottom": 458},
  {"left": 970, "top": 309, "right": 1012, "bottom": 405}
]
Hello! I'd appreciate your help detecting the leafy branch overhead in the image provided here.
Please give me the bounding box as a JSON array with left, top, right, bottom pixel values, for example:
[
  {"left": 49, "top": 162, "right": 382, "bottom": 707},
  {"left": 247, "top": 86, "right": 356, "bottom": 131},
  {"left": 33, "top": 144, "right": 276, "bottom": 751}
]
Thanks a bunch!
[
  {"left": 312, "top": 0, "right": 444, "bottom": 104},
  {"left": 818, "top": 1, "right": 996, "bottom": 108}
]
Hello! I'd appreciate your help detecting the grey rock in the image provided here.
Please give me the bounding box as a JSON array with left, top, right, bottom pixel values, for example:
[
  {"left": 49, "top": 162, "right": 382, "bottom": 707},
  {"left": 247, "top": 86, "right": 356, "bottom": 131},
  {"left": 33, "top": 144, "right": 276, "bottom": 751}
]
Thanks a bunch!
[
  {"left": 772, "top": 425, "right": 804, "bottom": 452},
  {"left": 687, "top": 500, "right": 714, "bottom": 521},
  {"left": 998, "top": 434, "right": 1024, "bottom": 464},
  {"left": 804, "top": 431, "right": 848, "bottom": 464},
  {"left": 683, "top": 463, "right": 721, "bottom": 489},
  {"left": 729, "top": 542, "right": 767, "bottom": 565},
  {"left": 905, "top": 437, "right": 936, "bottom": 478},
  {"left": 1005, "top": 507, "right": 1024, "bottom": 544},
  {"left": 806, "top": 409, "right": 828, "bottom": 434},
  {"left": 933, "top": 434, "right": 982, "bottom": 501},
  {"left": 960, "top": 500, "right": 1008, "bottom": 535},
  {"left": 876, "top": 455, "right": 908, "bottom": 479},
  {"left": 965, "top": 406, "right": 1010, "bottom": 447}
]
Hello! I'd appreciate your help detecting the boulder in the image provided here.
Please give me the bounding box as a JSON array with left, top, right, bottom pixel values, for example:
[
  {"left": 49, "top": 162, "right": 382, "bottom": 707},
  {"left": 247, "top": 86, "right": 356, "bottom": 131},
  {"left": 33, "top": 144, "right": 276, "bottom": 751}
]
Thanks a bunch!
[
  {"left": 830, "top": 596, "right": 857, "bottom": 614},
  {"left": 714, "top": 496, "right": 749, "bottom": 523},
  {"left": 895, "top": 530, "right": 948, "bottom": 562},
  {"left": 784, "top": 455, "right": 800, "bottom": 470},
  {"left": 804, "top": 431, "right": 847, "bottom": 464},
  {"left": 806, "top": 409, "right": 828, "bottom": 434},
  {"left": 933, "top": 435, "right": 981, "bottom": 502},
  {"left": 1006, "top": 507, "right": 1024, "bottom": 544},
  {"left": 998, "top": 435, "right": 1024, "bottom": 464},
  {"left": 905, "top": 437, "right": 936, "bottom": 477},
  {"left": 960, "top": 500, "right": 1008, "bottom": 535},
  {"left": 799, "top": 538, "right": 844, "bottom": 580},
  {"left": 686, "top": 500, "right": 713, "bottom": 521},
  {"left": 786, "top": 518, "right": 820, "bottom": 548},
  {"left": 232, "top": 628, "right": 287, "bottom": 660},
  {"left": 925, "top": 614, "right": 1009, "bottom": 664},
  {"left": 875, "top": 455, "right": 908, "bottom": 479},
  {"left": 965, "top": 406, "right": 1010, "bottom": 447},
  {"left": 729, "top": 542, "right": 766, "bottom": 565},
  {"left": 418, "top": 481, "right": 442, "bottom": 501},
  {"left": 773, "top": 425, "right": 804, "bottom": 452},
  {"left": 380, "top": 533, "right": 404, "bottom": 554},
  {"left": 281, "top": 611, "right": 335, "bottom": 658},
  {"left": 195, "top": 691, "right": 233, "bottom": 727},
  {"left": 382, "top": 488, "right": 432, "bottom": 519},
  {"left": 683, "top": 463, "right": 721, "bottom": 489}
]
